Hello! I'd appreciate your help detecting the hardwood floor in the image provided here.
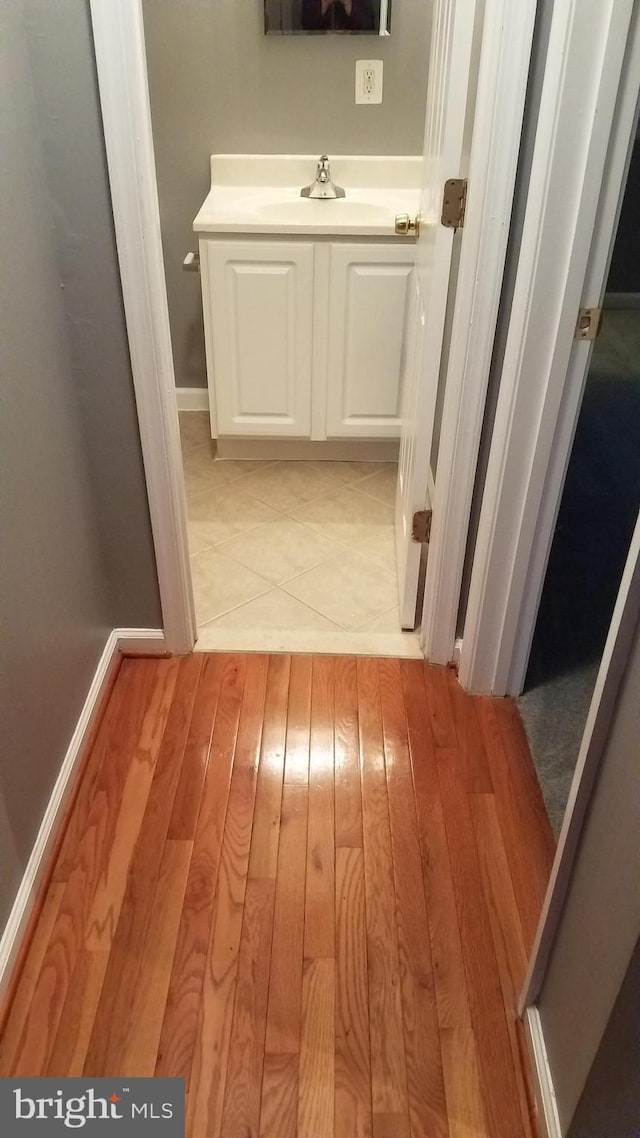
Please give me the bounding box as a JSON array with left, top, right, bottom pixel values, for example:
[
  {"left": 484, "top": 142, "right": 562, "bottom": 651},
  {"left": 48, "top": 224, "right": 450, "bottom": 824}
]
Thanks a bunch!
[{"left": 0, "top": 653, "right": 555, "bottom": 1138}]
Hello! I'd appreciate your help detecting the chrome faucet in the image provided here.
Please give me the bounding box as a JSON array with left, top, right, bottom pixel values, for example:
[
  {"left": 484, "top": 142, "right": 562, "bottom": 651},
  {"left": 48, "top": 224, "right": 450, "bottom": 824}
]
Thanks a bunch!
[{"left": 301, "top": 155, "right": 345, "bottom": 200}]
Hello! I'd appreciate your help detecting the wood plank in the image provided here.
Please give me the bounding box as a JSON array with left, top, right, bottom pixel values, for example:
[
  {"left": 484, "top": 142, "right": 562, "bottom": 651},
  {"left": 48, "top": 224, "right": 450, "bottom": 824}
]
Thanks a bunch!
[
  {"left": 440, "top": 1027, "right": 489, "bottom": 1138},
  {"left": 435, "top": 745, "right": 524, "bottom": 1138},
  {"left": 335, "top": 847, "right": 371, "bottom": 1138},
  {"left": 8, "top": 659, "right": 161, "bottom": 1075},
  {"left": 477, "top": 697, "right": 553, "bottom": 950},
  {"left": 260, "top": 1052, "right": 299, "bottom": 1138},
  {"left": 298, "top": 957, "right": 335, "bottom": 1138},
  {"left": 219, "top": 877, "right": 276, "bottom": 1138},
  {"left": 0, "top": 883, "right": 65, "bottom": 1074},
  {"left": 259, "top": 781, "right": 307, "bottom": 1138},
  {"left": 283, "top": 654, "right": 311, "bottom": 784},
  {"left": 84, "top": 657, "right": 180, "bottom": 949},
  {"left": 248, "top": 655, "right": 291, "bottom": 880},
  {"left": 304, "top": 656, "right": 335, "bottom": 959},
  {"left": 168, "top": 653, "right": 226, "bottom": 839},
  {"left": 422, "top": 663, "right": 458, "bottom": 750},
  {"left": 84, "top": 653, "right": 203, "bottom": 1073},
  {"left": 402, "top": 659, "right": 470, "bottom": 1032},
  {"left": 51, "top": 655, "right": 134, "bottom": 883},
  {"left": 46, "top": 950, "right": 110, "bottom": 1076},
  {"left": 119, "top": 839, "right": 193, "bottom": 1076},
  {"left": 446, "top": 668, "right": 493, "bottom": 792},
  {"left": 186, "top": 655, "right": 269, "bottom": 1138},
  {"left": 470, "top": 793, "right": 533, "bottom": 1137},
  {"left": 44, "top": 661, "right": 180, "bottom": 1075},
  {"left": 264, "top": 783, "right": 308, "bottom": 1056},
  {"left": 380, "top": 659, "right": 448, "bottom": 1138},
  {"left": 334, "top": 655, "right": 363, "bottom": 848},
  {"left": 372, "top": 1114, "right": 411, "bottom": 1138},
  {"left": 357, "top": 657, "right": 408, "bottom": 1117},
  {"left": 156, "top": 655, "right": 245, "bottom": 1084}
]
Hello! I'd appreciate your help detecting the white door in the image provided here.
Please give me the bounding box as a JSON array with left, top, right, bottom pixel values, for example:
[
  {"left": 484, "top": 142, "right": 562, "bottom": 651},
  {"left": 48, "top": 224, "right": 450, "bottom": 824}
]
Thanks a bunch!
[
  {"left": 202, "top": 240, "right": 314, "bottom": 438},
  {"left": 396, "top": 0, "right": 481, "bottom": 628},
  {"left": 325, "top": 243, "right": 414, "bottom": 438}
]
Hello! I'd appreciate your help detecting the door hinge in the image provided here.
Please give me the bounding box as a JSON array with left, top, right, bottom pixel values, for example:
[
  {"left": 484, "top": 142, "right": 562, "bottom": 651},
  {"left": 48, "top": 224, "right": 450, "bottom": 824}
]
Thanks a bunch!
[
  {"left": 575, "top": 307, "right": 602, "bottom": 341},
  {"left": 412, "top": 509, "right": 432, "bottom": 544},
  {"left": 441, "top": 178, "right": 467, "bottom": 230}
]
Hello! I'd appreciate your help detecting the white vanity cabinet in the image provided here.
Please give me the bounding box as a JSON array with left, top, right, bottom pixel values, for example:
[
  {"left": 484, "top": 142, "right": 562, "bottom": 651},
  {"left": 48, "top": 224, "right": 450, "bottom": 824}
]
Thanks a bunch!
[
  {"left": 199, "top": 236, "right": 415, "bottom": 442},
  {"left": 325, "top": 244, "right": 414, "bottom": 438},
  {"left": 201, "top": 241, "right": 314, "bottom": 438}
]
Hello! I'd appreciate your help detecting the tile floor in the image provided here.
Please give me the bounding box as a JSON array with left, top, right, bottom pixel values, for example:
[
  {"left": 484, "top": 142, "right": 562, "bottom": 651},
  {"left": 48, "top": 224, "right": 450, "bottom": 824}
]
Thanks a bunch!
[{"left": 179, "top": 412, "right": 421, "bottom": 656}]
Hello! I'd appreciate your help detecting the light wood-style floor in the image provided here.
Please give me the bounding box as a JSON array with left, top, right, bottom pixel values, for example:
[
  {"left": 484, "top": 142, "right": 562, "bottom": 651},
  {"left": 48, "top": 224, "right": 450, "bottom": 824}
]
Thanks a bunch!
[{"left": 0, "top": 654, "right": 555, "bottom": 1138}]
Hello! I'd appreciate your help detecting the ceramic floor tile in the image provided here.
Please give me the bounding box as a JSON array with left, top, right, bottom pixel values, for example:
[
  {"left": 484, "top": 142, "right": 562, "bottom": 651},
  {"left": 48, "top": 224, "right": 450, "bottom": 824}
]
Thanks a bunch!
[
  {"left": 187, "top": 485, "right": 280, "bottom": 547},
  {"left": 355, "top": 464, "right": 398, "bottom": 507},
  {"left": 201, "top": 587, "right": 341, "bottom": 632},
  {"left": 216, "top": 516, "right": 338, "bottom": 585},
  {"left": 190, "top": 548, "right": 270, "bottom": 625},
  {"left": 188, "top": 522, "right": 215, "bottom": 556},
  {"left": 349, "top": 524, "right": 398, "bottom": 574},
  {"left": 357, "top": 606, "right": 403, "bottom": 633},
  {"left": 308, "top": 459, "right": 393, "bottom": 486},
  {"left": 237, "top": 461, "right": 336, "bottom": 513},
  {"left": 179, "top": 410, "right": 211, "bottom": 451},
  {"left": 183, "top": 447, "right": 276, "bottom": 497},
  {"left": 289, "top": 486, "right": 394, "bottom": 555},
  {"left": 282, "top": 550, "right": 397, "bottom": 631}
]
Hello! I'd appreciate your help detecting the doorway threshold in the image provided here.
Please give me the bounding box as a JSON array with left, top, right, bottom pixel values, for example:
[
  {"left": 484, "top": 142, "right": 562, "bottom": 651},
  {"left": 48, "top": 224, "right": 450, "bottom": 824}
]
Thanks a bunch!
[{"left": 194, "top": 626, "right": 422, "bottom": 658}]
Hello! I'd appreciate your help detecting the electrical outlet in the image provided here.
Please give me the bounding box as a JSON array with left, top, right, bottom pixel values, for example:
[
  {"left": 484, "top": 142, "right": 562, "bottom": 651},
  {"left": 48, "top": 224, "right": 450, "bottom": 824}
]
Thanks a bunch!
[{"left": 355, "top": 60, "right": 383, "bottom": 105}]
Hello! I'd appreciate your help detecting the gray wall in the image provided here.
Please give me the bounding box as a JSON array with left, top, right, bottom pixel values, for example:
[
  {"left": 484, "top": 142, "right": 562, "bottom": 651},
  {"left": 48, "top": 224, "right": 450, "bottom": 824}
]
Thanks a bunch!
[
  {"left": 142, "top": 0, "right": 432, "bottom": 387},
  {"left": 536, "top": 609, "right": 640, "bottom": 1132},
  {"left": 0, "top": 0, "right": 160, "bottom": 933},
  {"left": 568, "top": 936, "right": 640, "bottom": 1138}
]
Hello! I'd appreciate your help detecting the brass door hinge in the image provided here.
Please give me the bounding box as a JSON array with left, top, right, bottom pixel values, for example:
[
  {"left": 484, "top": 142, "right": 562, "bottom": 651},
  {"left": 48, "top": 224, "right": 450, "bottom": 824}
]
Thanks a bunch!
[
  {"left": 441, "top": 178, "right": 467, "bottom": 230},
  {"left": 412, "top": 509, "right": 432, "bottom": 544},
  {"left": 575, "top": 307, "right": 602, "bottom": 341}
]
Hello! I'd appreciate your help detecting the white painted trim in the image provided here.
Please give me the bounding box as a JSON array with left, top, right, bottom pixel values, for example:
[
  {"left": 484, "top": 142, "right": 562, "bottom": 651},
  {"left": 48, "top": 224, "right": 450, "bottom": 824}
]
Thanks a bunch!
[
  {"left": 175, "top": 388, "right": 209, "bottom": 412},
  {"left": 89, "top": 0, "right": 196, "bottom": 656},
  {"left": 420, "top": 0, "right": 538, "bottom": 665},
  {"left": 0, "top": 632, "right": 121, "bottom": 1002},
  {"left": 524, "top": 1007, "right": 563, "bottom": 1138},
  {"left": 115, "top": 628, "right": 168, "bottom": 655},
  {"left": 459, "top": 0, "right": 638, "bottom": 694},
  {"left": 521, "top": 511, "right": 640, "bottom": 1010}
]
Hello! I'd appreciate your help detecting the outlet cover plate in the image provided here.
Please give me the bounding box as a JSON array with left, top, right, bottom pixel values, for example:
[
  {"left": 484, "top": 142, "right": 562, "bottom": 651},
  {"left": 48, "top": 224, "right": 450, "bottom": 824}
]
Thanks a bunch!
[{"left": 355, "top": 59, "right": 383, "bottom": 105}]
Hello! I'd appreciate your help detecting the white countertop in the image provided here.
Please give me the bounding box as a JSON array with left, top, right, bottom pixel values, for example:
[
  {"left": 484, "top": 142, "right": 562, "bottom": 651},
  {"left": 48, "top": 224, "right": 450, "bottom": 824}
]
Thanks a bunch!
[{"left": 193, "top": 155, "right": 421, "bottom": 237}]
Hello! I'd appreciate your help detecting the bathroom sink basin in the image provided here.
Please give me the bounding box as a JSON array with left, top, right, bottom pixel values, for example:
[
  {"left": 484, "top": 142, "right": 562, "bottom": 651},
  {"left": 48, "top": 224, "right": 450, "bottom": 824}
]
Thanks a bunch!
[{"left": 193, "top": 155, "right": 421, "bottom": 237}]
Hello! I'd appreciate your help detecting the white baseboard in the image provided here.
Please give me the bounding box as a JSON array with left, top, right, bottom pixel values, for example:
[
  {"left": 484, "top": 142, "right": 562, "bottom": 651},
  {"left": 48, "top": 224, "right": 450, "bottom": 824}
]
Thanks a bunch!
[
  {"left": 115, "top": 628, "right": 167, "bottom": 655},
  {"left": 0, "top": 630, "right": 121, "bottom": 1004},
  {"left": 175, "top": 387, "right": 209, "bottom": 412},
  {"left": 524, "top": 1007, "right": 562, "bottom": 1138}
]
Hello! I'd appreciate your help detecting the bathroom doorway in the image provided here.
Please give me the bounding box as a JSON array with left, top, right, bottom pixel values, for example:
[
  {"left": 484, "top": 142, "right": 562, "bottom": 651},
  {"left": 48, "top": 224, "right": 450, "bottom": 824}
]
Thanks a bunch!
[{"left": 91, "top": 0, "right": 538, "bottom": 662}]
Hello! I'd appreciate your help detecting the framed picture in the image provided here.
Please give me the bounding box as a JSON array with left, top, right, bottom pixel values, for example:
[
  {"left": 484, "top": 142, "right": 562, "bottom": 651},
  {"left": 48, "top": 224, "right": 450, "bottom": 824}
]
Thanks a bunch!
[{"left": 265, "top": 0, "right": 391, "bottom": 36}]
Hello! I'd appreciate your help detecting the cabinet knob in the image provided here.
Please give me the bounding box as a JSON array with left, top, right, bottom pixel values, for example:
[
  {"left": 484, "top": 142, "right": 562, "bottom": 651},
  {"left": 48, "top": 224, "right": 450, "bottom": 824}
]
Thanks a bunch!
[{"left": 395, "top": 213, "right": 420, "bottom": 237}]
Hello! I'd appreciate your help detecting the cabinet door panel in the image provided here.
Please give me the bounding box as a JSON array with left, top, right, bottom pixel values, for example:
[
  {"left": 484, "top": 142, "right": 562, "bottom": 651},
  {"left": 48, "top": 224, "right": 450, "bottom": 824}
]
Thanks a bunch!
[
  {"left": 327, "top": 244, "right": 415, "bottom": 438},
  {"left": 203, "top": 241, "right": 313, "bottom": 436}
]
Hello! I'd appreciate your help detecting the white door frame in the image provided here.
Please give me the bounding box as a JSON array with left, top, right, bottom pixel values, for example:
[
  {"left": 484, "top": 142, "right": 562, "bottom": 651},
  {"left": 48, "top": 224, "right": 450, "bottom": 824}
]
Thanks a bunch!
[
  {"left": 90, "top": 0, "right": 537, "bottom": 663},
  {"left": 90, "top": 0, "right": 196, "bottom": 655},
  {"left": 420, "top": 0, "right": 538, "bottom": 663},
  {"left": 460, "top": 0, "right": 640, "bottom": 695}
]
